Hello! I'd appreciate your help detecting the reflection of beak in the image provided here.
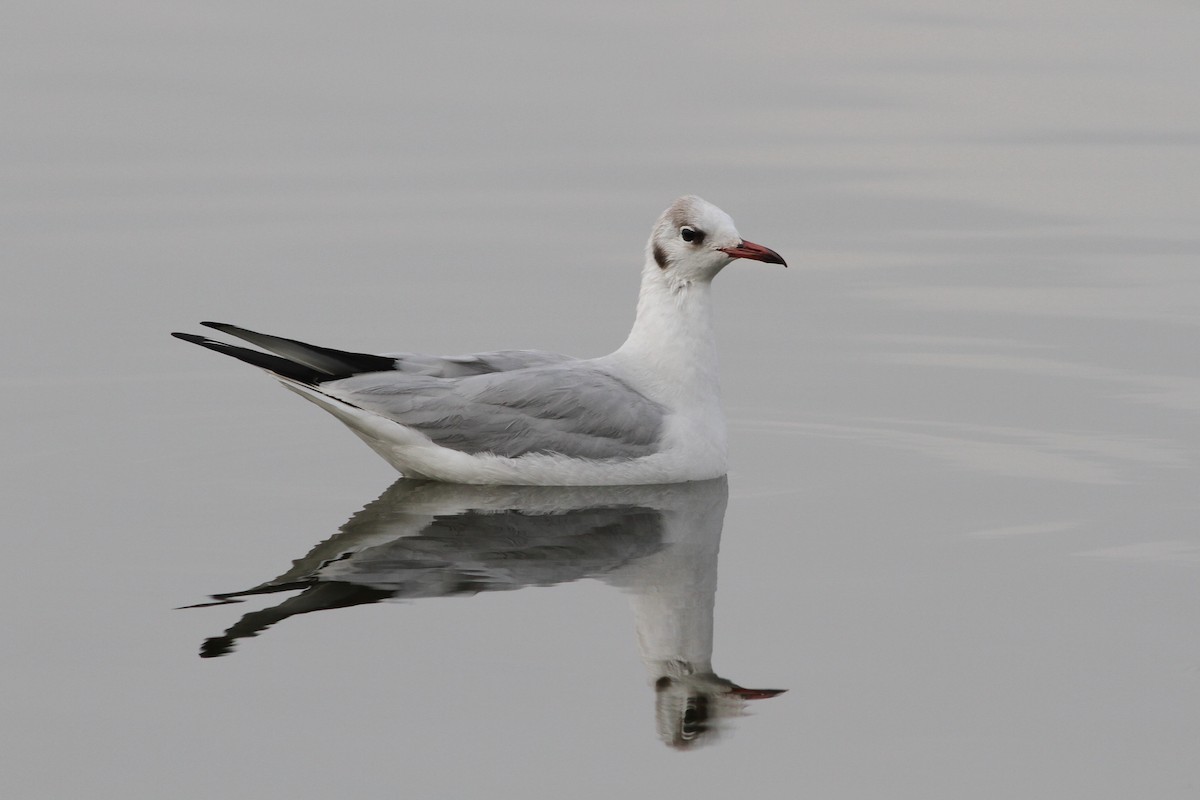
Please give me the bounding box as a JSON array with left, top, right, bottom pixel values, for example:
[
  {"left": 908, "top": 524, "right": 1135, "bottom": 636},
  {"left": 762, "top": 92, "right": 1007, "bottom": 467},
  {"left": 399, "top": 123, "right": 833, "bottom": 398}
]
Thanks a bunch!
[
  {"left": 730, "top": 686, "right": 788, "bottom": 700},
  {"left": 719, "top": 239, "right": 788, "bottom": 267}
]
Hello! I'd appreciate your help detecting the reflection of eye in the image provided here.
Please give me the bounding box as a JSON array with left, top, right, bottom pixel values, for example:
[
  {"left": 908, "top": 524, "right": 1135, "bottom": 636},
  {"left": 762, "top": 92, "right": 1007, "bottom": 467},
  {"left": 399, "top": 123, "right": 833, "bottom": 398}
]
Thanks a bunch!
[
  {"left": 680, "top": 226, "right": 702, "bottom": 243},
  {"left": 681, "top": 695, "right": 709, "bottom": 740}
]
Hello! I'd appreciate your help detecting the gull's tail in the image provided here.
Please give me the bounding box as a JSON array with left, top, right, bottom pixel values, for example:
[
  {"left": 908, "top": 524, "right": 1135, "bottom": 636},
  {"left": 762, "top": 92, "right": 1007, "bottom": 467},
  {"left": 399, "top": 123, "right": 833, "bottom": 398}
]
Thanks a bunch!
[{"left": 171, "top": 321, "right": 397, "bottom": 384}]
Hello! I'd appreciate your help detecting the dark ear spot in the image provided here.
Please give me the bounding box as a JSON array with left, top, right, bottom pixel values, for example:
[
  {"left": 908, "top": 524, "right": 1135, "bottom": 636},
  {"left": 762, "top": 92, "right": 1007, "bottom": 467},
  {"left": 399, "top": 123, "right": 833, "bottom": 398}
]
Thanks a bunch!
[
  {"left": 653, "top": 243, "right": 668, "bottom": 269},
  {"left": 655, "top": 676, "right": 672, "bottom": 691}
]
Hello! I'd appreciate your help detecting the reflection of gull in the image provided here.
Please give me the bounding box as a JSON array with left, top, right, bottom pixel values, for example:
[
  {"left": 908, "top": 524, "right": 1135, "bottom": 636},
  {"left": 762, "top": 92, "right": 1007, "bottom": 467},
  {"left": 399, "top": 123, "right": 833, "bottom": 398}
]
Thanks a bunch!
[
  {"left": 190, "top": 477, "right": 783, "bottom": 748},
  {"left": 172, "top": 196, "right": 785, "bottom": 485}
]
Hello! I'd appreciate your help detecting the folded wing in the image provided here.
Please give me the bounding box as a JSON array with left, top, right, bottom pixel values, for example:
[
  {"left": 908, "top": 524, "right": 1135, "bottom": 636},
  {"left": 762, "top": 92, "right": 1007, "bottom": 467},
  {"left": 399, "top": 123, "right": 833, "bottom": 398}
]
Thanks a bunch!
[
  {"left": 324, "top": 365, "right": 665, "bottom": 460},
  {"left": 173, "top": 323, "right": 665, "bottom": 461}
]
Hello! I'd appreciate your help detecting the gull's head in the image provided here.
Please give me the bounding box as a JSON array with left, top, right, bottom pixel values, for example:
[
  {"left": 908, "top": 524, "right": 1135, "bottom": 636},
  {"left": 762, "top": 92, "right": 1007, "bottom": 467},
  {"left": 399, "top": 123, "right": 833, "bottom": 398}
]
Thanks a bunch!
[{"left": 647, "top": 195, "right": 786, "bottom": 284}]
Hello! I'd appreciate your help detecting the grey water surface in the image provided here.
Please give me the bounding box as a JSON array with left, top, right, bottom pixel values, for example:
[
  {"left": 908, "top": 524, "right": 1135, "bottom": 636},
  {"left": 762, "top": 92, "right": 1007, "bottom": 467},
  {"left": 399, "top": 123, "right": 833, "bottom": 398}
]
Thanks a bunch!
[{"left": 3, "top": 1, "right": 1199, "bottom": 798}]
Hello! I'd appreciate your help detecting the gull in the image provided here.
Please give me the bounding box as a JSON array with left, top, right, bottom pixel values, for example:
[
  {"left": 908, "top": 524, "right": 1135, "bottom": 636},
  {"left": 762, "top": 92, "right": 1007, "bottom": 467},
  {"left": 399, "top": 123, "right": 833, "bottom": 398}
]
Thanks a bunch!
[{"left": 173, "top": 196, "right": 786, "bottom": 485}]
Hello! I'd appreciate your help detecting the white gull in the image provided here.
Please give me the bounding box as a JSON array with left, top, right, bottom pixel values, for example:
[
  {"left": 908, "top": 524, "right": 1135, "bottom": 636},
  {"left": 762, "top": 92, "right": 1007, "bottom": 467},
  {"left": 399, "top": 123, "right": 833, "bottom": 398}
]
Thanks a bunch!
[{"left": 173, "top": 195, "right": 786, "bottom": 485}]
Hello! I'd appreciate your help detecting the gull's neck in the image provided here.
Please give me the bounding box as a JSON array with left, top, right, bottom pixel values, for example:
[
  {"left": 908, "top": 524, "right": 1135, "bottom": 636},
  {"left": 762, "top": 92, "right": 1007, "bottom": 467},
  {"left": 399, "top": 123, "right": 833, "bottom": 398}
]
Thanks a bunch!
[{"left": 611, "top": 261, "right": 721, "bottom": 407}]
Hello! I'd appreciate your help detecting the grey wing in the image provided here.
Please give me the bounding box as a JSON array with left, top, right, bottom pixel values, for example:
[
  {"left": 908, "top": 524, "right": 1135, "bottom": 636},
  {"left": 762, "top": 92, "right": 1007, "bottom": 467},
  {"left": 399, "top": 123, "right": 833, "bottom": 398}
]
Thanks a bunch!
[
  {"left": 325, "top": 364, "right": 666, "bottom": 460},
  {"left": 386, "top": 349, "right": 577, "bottom": 377}
]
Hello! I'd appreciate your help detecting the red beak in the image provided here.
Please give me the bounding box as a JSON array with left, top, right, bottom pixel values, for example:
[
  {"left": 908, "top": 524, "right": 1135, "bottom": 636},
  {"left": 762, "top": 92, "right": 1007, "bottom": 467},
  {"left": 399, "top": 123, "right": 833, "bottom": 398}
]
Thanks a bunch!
[
  {"left": 730, "top": 686, "right": 788, "bottom": 700},
  {"left": 719, "top": 239, "right": 787, "bottom": 267}
]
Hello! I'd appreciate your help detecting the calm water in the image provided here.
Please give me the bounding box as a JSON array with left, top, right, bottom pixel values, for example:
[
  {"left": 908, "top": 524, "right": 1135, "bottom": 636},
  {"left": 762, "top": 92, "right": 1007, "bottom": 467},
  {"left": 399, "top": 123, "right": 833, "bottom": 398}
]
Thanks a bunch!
[{"left": 4, "top": 1, "right": 1199, "bottom": 797}]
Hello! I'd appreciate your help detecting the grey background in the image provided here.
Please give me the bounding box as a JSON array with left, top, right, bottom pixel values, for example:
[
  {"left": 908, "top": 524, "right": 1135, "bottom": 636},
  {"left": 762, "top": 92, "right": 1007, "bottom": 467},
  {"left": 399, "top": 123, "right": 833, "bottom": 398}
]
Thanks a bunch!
[{"left": 3, "top": 1, "right": 1198, "bottom": 797}]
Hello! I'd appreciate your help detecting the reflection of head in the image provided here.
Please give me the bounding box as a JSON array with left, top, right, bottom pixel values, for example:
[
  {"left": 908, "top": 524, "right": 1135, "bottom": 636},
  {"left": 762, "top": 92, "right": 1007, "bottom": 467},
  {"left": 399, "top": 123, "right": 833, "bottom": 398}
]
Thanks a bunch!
[{"left": 655, "top": 668, "right": 785, "bottom": 750}]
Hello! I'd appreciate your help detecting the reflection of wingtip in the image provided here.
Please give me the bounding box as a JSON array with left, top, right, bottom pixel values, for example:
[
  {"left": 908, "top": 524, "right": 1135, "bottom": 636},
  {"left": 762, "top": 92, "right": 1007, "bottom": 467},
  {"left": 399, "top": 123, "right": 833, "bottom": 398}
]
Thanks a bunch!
[
  {"left": 176, "top": 597, "right": 245, "bottom": 610},
  {"left": 200, "top": 636, "right": 236, "bottom": 658}
]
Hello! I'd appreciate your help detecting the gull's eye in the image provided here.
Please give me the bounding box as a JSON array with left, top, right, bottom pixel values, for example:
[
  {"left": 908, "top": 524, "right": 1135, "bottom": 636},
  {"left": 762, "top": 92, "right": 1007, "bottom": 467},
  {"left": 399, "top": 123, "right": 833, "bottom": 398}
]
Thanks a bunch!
[{"left": 680, "top": 226, "right": 704, "bottom": 244}]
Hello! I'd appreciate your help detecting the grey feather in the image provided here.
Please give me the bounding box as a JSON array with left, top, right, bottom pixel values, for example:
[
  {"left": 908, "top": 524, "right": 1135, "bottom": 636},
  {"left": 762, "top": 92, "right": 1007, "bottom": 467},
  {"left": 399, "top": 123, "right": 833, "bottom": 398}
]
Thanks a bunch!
[
  {"left": 329, "top": 364, "right": 666, "bottom": 459},
  {"left": 385, "top": 350, "right": 577, "bottom": 377}
]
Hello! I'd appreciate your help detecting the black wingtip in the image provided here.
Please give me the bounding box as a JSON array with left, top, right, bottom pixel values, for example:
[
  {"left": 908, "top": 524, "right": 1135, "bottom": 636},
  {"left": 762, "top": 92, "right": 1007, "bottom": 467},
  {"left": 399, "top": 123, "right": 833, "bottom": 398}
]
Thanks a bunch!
[
  {"left": 171, "top": 329, "right": 330, "bottom": 384},
  {"left": 172, "top": 331, "right": 209, "bottom": 344},
  {"left": 176, "top": 322, "right": 398, "bottom": 383}
]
